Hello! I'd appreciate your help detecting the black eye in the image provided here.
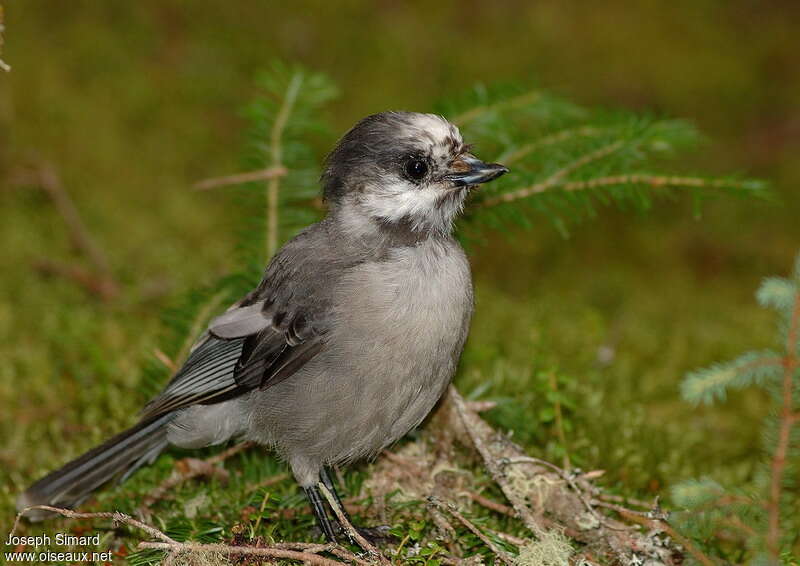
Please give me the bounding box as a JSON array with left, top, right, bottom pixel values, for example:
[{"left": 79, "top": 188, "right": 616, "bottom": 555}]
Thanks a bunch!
[{"left": 404, "top": 158, "right": 428, "bottom": 181}]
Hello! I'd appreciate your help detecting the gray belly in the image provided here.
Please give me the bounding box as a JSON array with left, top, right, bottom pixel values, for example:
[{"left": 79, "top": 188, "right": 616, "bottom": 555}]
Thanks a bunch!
[{"left": 244, "top": 239, "right": 473, "bottom": 467}]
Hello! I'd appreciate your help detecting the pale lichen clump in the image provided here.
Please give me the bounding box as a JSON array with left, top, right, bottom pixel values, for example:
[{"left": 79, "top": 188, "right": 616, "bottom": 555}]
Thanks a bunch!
[{"left": 514, "top": 532, "right": 573, "bottom": 566}]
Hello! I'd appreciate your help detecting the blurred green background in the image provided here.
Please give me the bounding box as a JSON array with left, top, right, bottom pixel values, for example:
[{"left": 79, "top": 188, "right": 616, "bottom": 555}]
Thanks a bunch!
[{"left": 1, "top": 0, "right": 799, "bottom": 532}]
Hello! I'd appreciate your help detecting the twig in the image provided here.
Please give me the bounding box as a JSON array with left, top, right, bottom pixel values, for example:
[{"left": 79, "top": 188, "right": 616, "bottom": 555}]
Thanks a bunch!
[
  {"left": 498, "top": 126, "right": 606, "bottom": 165},
  {"left": 448, "top": 387, "right": 549, "bottom": 539},
  {"left": 465, "top": 491, "right": 515, "bottom": 517},
  {"left": 428, "top": 496, "right": 516, "bottom": 566},
  {"left": 245, "top": 472, "right": 291, "bottom": 493},
  {"left": 193, "top": 166, "right": 288, "bottom": 190},
  {"left": 317, "top": 482, "right": 389, "bottom": 564},
  {"left": 492, "top": 530, "right": 527, "bottom": 547},
  {"left": 13, "top": 504, "right": 351, "bottom": 565},
  {"left": 266, "top": 71, "right": 303, "bottom": 260},
  {"left": 767, "top": 291, "right": 800, "bottom": 557},
  {"left": 465, "top": 400, "right": 498, "bottom": 413},
  {"left": 592, "top": 499, "right": 715, "bottom": 566},
  {"left": 140, "top": 541, "right": 345, "bottom": 565},
  {"left": 33, "top": 259, "right": 118, "bottom": 301},
  {"left": 595, "top": 492, "right": 652, "bottom": 509},
  {"left": 22, "top": 163, "right": 120, "bottom": 300},
  {"left": 36, "top": 164, "right": 115, "bottom": 280},
  {"left": 479, "top": 173, "right": 758, "bottom": 208},
  {"left": 12, "top": 505, "right": 178, "bottom": 544},
  {"left": 542, "top": 140, "right": 625, "bottom": 188},
  {"left": 446, "top": 387, "right": 685, "bottom": 563},
  {"left": 501, "top": 456, "right": 602, "bottom": 525},
  {"left": 153, "top": 348, "right": 178, "bottom": 372},
  {"left": 327, "top": 545, "right": 374, "bottom": 566},
  {"left": 452, "top": 90, "right": 542, "bottom": 126}
]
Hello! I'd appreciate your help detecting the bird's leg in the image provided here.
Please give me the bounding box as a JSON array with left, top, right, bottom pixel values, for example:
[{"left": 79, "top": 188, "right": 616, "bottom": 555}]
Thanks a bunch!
[{"left": 303, "top": 485, "right": 337, "bottom": 542}]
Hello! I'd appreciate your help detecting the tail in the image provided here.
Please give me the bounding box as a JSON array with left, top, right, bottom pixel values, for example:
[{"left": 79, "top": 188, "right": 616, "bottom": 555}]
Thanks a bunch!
[{"left": 16, "top": 413, "right": 173, "bottom": 520}]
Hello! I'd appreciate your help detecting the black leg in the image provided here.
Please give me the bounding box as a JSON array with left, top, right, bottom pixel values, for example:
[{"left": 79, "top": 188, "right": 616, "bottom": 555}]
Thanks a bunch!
[
  {"left": 303, "top": 485, "right": 337, "bottom": 542},
  {"left": 319, "top": 467, "right": 395, "bottom": 546}
]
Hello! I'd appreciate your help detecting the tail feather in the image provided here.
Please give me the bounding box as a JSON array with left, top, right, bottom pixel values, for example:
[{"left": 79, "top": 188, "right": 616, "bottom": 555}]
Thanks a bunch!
[{"left": 17, "top": 414, "right": 173, "bottom": 520}]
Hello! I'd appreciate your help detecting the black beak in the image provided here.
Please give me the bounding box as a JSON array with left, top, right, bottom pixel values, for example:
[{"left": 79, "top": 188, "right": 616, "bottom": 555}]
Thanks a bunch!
[{"left": 444, "top": 155, "right": 509, "bottom": 187}]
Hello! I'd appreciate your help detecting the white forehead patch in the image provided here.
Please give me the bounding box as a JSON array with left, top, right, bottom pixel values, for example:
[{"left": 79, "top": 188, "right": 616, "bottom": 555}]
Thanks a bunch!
[{"left": 403, "top": 113, "right": 462, "bottom": 148}]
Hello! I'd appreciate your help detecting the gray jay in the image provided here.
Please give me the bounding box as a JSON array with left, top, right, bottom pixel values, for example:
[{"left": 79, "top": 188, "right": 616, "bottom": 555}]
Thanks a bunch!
[{"left": 18, "top": 111, "right": 508, "bottom": 541}]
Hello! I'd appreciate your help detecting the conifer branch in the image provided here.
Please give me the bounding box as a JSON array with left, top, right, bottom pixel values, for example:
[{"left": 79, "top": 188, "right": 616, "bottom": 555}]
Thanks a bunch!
[
  {"left": 266, "top": 71, "right": 303, "bottom": 260},
  {"left": 498, "top": 126, "right": 606, "bottom": 165},
  {"left": 452, "top": 89, "right": 542, "bottom": 126},
  {"left": 767, "top": 290, "right": 800, "bottom": 558},
  {"left": 479, "top": 174, "right": 761, "bottom": 208}
]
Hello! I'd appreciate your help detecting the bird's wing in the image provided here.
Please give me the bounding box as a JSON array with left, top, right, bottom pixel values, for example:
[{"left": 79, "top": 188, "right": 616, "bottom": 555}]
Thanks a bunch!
[{"left": 141, "top": 221, "right": 343, "bottom": 420}]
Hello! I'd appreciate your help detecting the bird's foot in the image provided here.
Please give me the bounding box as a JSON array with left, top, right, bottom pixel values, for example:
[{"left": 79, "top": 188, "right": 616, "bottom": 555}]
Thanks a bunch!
[{"left": 335, "top": 523, "right": 397, "bottom": 547}]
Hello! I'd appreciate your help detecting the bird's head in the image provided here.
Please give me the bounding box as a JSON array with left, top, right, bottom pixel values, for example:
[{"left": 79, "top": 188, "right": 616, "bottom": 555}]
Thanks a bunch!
[{"left": 322, "top": 111, "right": 508, "bottom": 238}]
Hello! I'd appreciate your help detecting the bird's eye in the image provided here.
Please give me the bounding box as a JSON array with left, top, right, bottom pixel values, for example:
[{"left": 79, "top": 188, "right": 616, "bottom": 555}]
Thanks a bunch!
[{"left": 404, "top": 158, "right": 428, "bottom": 181}]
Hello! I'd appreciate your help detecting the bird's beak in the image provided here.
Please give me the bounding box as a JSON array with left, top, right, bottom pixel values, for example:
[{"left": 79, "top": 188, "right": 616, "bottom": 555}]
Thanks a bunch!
[{"left": 444, "top": 154, "right": 509, "bottom": 187}]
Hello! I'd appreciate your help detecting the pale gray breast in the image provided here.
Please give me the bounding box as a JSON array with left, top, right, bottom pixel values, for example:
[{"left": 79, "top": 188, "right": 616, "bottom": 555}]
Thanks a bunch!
[
  {"left": 333, "top": 237, "right": 472, "bottom": 363},
  {"left": 243, "top": 237, "right": 473, "bottom": 466},
  {"left": 327, "top": 237, "right": 473, "bottom": 445}
]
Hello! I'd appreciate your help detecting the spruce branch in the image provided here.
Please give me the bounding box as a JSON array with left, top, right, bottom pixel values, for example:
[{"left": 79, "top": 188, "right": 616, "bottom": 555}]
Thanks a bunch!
[
  {"left": 678, "top": 253, "right": 800, "bottom": 561},
  {"left": 767, "top": 289, "right": 800, "bottom": 557},
  {"left": 497, "top": 126, "right": 607, "bottom": 165},
  {"left": 478, "top": 174, "right": 763, "bottom": 209},
  {"left": 266, "top": 70, "right": 303, "bottom": 260},
  {"left": 452, "top": 89, "right": 543, "bottom": 126},
  {"left": 681, "top": 351, "right": 784, "bottom": 405}
]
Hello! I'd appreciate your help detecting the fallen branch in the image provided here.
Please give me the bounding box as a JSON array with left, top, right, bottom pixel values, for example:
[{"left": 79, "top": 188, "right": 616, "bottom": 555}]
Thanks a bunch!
[
  {"left": 318, "top": 482, "right": 390, "bottom": 565},
  {"left": 18, "top": 163, "right": 120, "bottom": 300},
  {"left": 12, "top": 504, "right": 353, "bottom": 566},
  {"left": 592, "top": 499, "right": 714, "bottom": 566},
  {"left": 140, "top": 540, "right": 344, "bottom": 566},
  {"left": 12, "top": 505, "right": 178, "bottom": 545},
  {"left": 33, "top": 259, "right": 118, "bottom": 302},
  {"left": 446, "top": 386, "right": 687, "bottom": 564}
]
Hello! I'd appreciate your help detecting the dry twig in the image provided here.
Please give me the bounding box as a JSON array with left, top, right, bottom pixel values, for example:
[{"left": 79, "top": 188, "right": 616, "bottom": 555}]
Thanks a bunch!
[
  {"left": 12, "top": 504, "right": 354, "bottom": 566},
  {"left": 428, "top": 496, "right": 516, "bottom": 566},
  {"left": 265, "top": 72, "right": 302, "bottom": 260},
  {"left": 18, "top": 163, "right": 120, "bottom": 300},
  {"left": 446, "top": 386, "right": 687, "bottom": 564},
  {"left": 193, "top": 166, "right": 288, "bottom": 190},
  {"left": 318, "top": 482, "right": 390, "bottom": 565}
]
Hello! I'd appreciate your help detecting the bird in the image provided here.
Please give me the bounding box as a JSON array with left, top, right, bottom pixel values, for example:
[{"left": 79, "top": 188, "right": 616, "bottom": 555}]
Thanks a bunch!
[{"left": 17, "top": 111, "right": 508, "bottom": 541}]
